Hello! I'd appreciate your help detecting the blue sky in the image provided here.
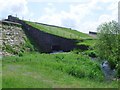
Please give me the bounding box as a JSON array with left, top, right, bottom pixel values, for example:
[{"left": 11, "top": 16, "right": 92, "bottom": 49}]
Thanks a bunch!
[{"left": 0, "top": 0, "right": 119, "bottom": 33}]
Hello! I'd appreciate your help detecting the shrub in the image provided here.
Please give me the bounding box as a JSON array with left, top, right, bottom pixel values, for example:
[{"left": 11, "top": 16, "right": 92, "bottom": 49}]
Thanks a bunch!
[
  {"left": 96, "top": 21, "right": 120, "bottom": 78},
  {"left": 77, "top": 44, "right": 89, "bottom": 51},
  {"left": 71, "top": 48, "right": 82, "bottom": 54},
  {"left": 18, "top": 52, "right": 23, "bottom": 57},
  {"left": 88, "top": 51, "right": 97, "bottom": 58}
]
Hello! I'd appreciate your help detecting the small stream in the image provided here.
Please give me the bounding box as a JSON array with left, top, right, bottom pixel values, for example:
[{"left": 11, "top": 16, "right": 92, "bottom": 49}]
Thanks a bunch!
[
  {"left": 91, "top": 57, "right": 116, "bottom": 80},
  {"left": 100, "top": 60, "right": 116, "bottom": 80}
]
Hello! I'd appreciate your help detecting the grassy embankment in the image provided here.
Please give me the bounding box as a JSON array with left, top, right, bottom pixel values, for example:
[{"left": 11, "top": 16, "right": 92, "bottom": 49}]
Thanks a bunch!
[
  {"left": 25, "top": 21, "right": 92, "bottom": 40},
  {"left": 2, "top": 53, "right": 118, "bottom": 88},
  {"left": 25, "top": 21, "right": 97, "bottom": 54},
  {"left": 25, "top": 21, "right": 97, "bottom": 55}
]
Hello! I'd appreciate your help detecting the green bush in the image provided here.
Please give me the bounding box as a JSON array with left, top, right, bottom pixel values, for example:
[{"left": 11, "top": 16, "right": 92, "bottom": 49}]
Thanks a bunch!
[
  {"left": 70, "top": 48, "right": 82, "bottom": 54},
  {"left": 88, "top": 51, "right": 97, "bottom": 58},
  {"left": 96, "top": 21, "right": 120, "bottom": 77},
  {"left": 18, "top": 52, "right": 23, "bottom": 57}
]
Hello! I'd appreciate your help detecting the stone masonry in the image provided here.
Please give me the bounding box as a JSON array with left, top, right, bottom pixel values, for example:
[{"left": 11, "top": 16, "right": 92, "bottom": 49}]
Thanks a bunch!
[{"left": 1, "top": 21, "right": 28, "bottom": 55}]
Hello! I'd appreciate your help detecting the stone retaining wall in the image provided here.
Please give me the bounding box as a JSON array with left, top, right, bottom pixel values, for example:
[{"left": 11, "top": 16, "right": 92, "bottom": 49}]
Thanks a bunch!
[{"left": 1, "top": 21, "right": 28, "bottom": 55}]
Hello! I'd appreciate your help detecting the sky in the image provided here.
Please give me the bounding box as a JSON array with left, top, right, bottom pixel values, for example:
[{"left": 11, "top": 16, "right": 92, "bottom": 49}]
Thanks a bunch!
[{"left": 0, "top": 0, "right": 119, "bottom": 33}]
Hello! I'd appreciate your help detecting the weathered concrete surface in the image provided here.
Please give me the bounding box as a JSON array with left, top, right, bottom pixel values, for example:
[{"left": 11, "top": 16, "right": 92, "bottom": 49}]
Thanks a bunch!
[{"left": 23, "top": 24, "right": 76, "bottom": 52}]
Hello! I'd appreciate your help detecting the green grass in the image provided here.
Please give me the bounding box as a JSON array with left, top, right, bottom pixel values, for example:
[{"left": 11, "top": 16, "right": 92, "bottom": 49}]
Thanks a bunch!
[
  {"left": 77, "top": 39, "right": 97, "bottom": 46},
  {"left": 0, "top": 57, "right": 2, "bottom": 89},
  {"left": 2, "top": 53, "right": 118, "bottom": 88},
  {"left": 25, "top": 21, "right": 92, "bottom": 40}
]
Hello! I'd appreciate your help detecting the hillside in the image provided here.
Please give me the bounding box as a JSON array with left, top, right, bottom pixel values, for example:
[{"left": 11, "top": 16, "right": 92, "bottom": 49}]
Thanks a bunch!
[{"left": 1, "top": 16, "right": 118, "bottom": 88}]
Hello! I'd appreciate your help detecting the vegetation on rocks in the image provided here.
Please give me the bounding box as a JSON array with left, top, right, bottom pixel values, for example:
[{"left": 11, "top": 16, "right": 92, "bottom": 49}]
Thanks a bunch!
[{"left": 1, "top": 23, "right": 36, "bottom": 56}]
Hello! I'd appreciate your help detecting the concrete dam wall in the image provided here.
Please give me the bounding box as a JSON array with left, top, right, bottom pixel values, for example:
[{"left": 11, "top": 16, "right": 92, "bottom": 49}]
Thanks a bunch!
[{"left": 6, "top": 15, "right": 76, "bottom": 53}]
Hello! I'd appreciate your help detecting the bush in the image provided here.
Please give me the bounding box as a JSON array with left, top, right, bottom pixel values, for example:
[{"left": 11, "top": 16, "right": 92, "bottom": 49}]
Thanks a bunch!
[
  {"left": 96, "top": 21, "right": 120, "bottom": 78},
  {"left": 18, "top": 52, "right": 23, "bottom": 57},
  {"left": 88, "top": 51, "right": 97, "bottom": 58},
  {"left": 71, "top": 48, "right": 82, "bottom": 54}
]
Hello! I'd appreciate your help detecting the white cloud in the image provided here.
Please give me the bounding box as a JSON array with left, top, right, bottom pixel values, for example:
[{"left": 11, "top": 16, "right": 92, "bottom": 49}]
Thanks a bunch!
[
  {"left": 47, "top": 3, "right": 53, "bottom": 6},
  {"left": 37, "top": 6, "right": 62, "bottom": 25},
  {"left": 0, "top": 0, "right": 119, "bottom": 33},
  {"left": 98, "top": 15, "right": 112, "bottom": 23},
  {"left": 39, "top": 15, "right": 62, "bottom": 26},
  {"left": 99, "top": 0, "right": 113, "bottom": 3},
  {"left": 10, "top": 0, "right": 28, "bottom": 15},
  {"left": 0, "top": 0, "right": 29, "bottom": 19},
  {"left": 37, "top": 0, "right": 119, "bottom": 33},
  {"left": 27, "top": 0, "right": 89, "bottom": 3}
]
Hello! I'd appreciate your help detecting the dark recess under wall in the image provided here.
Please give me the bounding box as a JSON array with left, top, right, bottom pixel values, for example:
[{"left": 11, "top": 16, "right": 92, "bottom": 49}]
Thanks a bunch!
[{"left": 51, "top": 45, "right": 61, "bottom": 51}]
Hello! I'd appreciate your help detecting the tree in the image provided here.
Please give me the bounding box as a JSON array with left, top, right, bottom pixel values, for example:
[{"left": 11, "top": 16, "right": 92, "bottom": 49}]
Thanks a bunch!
[{"left": 96, "top": 21, "right": 120, "bottom": 78}]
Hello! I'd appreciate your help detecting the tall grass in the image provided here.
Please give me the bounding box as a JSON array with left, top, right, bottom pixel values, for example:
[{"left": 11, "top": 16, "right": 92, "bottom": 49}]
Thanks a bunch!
[
  {"left": 2, "top": 53, "right": 118, "bottom": 88},
  {"left": 3, "top": 54, "right": 103, "bottom": 80},
  {"left": 3, "top": 53, "right": 104, "bottom": 80}
]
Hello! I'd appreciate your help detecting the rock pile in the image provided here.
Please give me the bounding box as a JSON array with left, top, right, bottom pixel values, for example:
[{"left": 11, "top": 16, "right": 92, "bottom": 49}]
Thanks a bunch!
[{"left": 1, "top": 21, "right": 27, "bottom": 56}]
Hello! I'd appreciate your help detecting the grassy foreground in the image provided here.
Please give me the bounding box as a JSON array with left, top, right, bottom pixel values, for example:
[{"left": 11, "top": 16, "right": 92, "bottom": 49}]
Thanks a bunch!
[
  {"left": 0, "top": 57, "right": 2, "bottom": 89},
  {"left": 2, "top": 53, "right": 118, "bottom": 88}
]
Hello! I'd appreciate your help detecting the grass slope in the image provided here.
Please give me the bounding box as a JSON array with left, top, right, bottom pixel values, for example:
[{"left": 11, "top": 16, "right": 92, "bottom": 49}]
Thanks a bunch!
[
  {"left": 2, "top": 53, "right": 118, "bottom": 88},
  {"left": 25, "top": 21, "right": 92, "bottom": 40},
  {"left": 77, "top": 39, "right": 97, "bottom": 46}
]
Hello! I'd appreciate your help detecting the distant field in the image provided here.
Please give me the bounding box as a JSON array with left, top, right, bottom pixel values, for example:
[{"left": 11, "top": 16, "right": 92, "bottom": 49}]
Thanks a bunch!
[
  {"left": 25, "top": 21, "right": 93, "bottom": 40},
  {"left": 2, "top": 53, "right": 118, "bottom": 88}
]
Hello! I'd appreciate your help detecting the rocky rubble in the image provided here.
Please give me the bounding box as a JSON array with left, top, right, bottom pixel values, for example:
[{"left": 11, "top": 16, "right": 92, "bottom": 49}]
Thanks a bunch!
[{"left": 0, "top": 21, "right": 27, "bottom": 56}]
